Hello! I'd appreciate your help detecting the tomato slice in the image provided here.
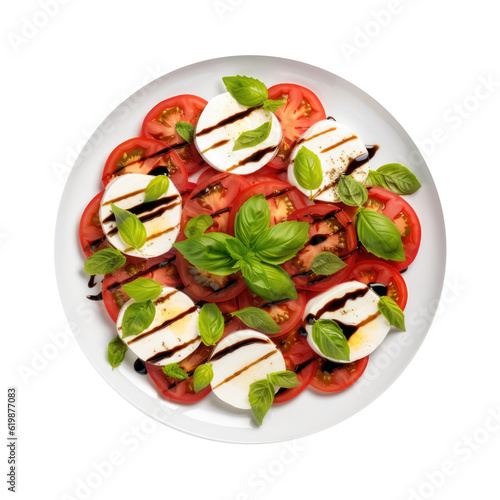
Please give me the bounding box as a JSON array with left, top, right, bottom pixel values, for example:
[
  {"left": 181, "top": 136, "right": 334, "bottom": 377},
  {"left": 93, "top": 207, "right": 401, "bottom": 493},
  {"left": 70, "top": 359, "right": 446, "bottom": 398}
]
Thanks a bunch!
[
  {"left": 141, "top": 94, "right": 207, "bottom": 174},
  {"left": 102, "top": 253, "right": 181, "bottom": 322},
  {"left": 346, "top": 260, "right": 408, "bottom": 310},
  {"left": 283, "top": 204, "right": 357, "bottom": 291},
  {"left": 102, "top": 137, "right": 189, "bottom": 193},
  {"left": 266, "top": 83, "right": 326, "bottom": 169},
  {"left": 310, "top": 356, "right": 369, "bottom": 393},
  {"left": 79, "top": 190, "right": 110, "bottom": 258},
  {"left": 227, "top": 180, "right": 310, "bottom": 235},
  {"left": 181, "top": 173, "right": 250, "bottom": 234},
  {"left": 273, "top": 329, "right": 318, "bottom": 403},
  {"left": 237, "top": 289, "right": 306, "bottom": 338},
  {"left": 216, "top": 298, "right": 242, "bottom": 337}
]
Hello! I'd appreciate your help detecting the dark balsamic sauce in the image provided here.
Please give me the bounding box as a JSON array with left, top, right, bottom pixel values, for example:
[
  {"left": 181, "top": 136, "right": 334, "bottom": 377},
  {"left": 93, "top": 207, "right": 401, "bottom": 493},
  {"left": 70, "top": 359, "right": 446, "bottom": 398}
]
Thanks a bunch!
[
  {"left": 88, "top": 275, "right": 97, "bottom": 288},
  {"left": 309, "top": 234, "right": 328, "bottom": 246},
  {"left": 211, "top": 338, "right": 269, "bottom": 362},
  {"left": 208, "top": 279, "right": 239, "bottom": 296},
  {"left": 321, "top": 360, "right": 345, "bottom": 374},
  {"left": 102, "top": 195, "right": 180, "bottom": 223},
  {"left": 86, "top": 291, "right": 103, "bottom": 301},
  {"left": 148, "top": 166, "right": 169, "bottom": 177},
  {"left": 368, "top": 282, "right": 388, "bottom": 296},
  {"left": 134, "top": 359, "right": 147, "bottom": 375},
  {"left": 146, "top": 337, "right": 199, "bottom": 363},
  {"left": 227, "top": 146, "right": 277, "bottom": 171},
  {"left": 196, "top": 106, "right": 260, "bottom": 137}
]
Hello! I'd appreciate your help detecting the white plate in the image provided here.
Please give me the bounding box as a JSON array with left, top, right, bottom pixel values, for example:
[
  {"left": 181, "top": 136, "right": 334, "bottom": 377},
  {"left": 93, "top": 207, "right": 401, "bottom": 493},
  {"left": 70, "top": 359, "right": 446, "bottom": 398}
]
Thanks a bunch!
[{"left": 55, "top": 55, "right": 446, "bottom": 444}]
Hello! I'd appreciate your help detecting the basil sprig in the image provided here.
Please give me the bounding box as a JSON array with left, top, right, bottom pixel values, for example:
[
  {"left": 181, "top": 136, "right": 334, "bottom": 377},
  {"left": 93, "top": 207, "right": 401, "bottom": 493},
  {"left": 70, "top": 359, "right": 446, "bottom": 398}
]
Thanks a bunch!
[
  {"left": 249, "top": 370, "right": 299, "bottom": 425},
  {"left": 162, "top": 363, "right": 189, "bottom": 380},
  {"left": 121, "top": 301, "right": 156, "bottom": 338},
  {"left": 311, "top": 319, "right": 350, "bottom": 361},
  {"left": 111, "top": 204, "right": 147, "bottom": 250},
  {"left": 175, "top": 121, "right": 195, "bottom": 144},
  {"left": 144, "top": 175, "right": 169, "bottom": 203},
  {"left": 338, "top": 175, "right": 368, "bottom": 207},
  {"left": 367, "top": 163, "right": 421, "bottom": 195},
  {"left": 122, "top": 278, "right": 162, "bottom": 302},
  {"left": 198, "top": 303, "right": 224, "bottom": 346},
  {"left": 234, "top": 193, "right": 270, "bottom": 248},
  {"left": 262, "top": 99, "right": 286, "bottom": 112},
  {"left": 231, "top": 307, "right": 280, "bottom": 334},
  {"left": 84, "top": 248, "right": 126, "bottom": 275},
  {"left": 193, "top": 363, "right": 214, "bottom": 393},
  {"left": 108, "top": 336, "right": 128, "bottom": 369},
  {"left": 378, "top": 296, "right": 406, "bottom": 331},
  {"left": 311, "top": 252, "right": 347, "bottom": 276},
  {"left": 184, "top": 214, "right": 213, "bottom": 239},
  {"left": 293, "top": 146, "right": 323, "bottom": 198},
  {"left": 233, "top": 120, "right": 272, "bottom": 151}
]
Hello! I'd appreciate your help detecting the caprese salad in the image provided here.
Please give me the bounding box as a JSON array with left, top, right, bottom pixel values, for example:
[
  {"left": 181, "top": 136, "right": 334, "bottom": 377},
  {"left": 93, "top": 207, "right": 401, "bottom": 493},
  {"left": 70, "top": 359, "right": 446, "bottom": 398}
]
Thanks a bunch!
[{"left": 80, "top": 75, "right": 422, "bottom": 425}]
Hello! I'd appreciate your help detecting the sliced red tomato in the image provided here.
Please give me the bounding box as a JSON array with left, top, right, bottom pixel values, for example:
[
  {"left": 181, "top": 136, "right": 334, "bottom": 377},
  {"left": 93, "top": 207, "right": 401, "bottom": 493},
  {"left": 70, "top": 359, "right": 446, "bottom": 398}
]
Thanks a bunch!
[
  {"left": 273, "top": 328, "right": 318, "bottom": 403},
  {"left": 146, "top": 343, "right": 213, "bottom": 403},
  {"left": 102, "top": 137, "right": 189, "bottom": 193},
  {"left": 266, "top": 83, "right": 326, "bottom": 169},
  {"left": 227, "top": 180, "right": 310, "bottom": 234},
  {"left": 310, "top": 356, "right": 369, "bottom": 393},
  {"left": 283, "top": 204, "right": 357, "bottom": 291},
  {"left": 196, "top": 166, "right": 220, "bottom": 186},
  {"left": 141, "top": 94, "right": 207, "bottom": 174},
  {"left": 346, "top": 260, "right": 408, "bottom": 310},
  {"left": 102, "top": 253, "right": 181, "bottom": 322},
  {"left": 181, "top": 173, "right": 250, "bottom": 235},
  {"left": 238, "top": 289, "right": 306, "bottom": 338},
  {"left": 79, "top": 190, "right": 110, "bottom": 258},
  {"left": 216, "top": 298, "right": 243, "bottom": 337}
]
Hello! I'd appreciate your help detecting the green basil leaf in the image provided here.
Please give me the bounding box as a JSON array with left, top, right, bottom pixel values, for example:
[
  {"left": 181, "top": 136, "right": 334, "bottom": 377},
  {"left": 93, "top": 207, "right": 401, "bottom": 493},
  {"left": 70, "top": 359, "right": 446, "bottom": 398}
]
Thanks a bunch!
[
  {"left": 311, "top": 252, "right": 347, "bottom": 276},
  {"left": 173, "top": 233, "right": 238, "bottom": 275},
  {"left": 356, "top": 208, "right": 405, "bottom": 261},
  {"left": 248, "top": 379, "right": 275, "bottom": 426},
  {"left": 233, "top": 120, "right": 272, "bottom": 151},
  {"left": 224, "top": 237, "right": 251, "bottom": 262},
  {"left": 122, "top": 278, "right": 162, "bottom": 302},
  {"left": 252, "top": 221, "right": 309, "bottom": 265},
  {"left": 193, "top": 363, "right": 214, "bottom": 393},
  {"left": 376, "top": 164, "right": 422, "bottom": 195},
  {"left": 162, "top": 363, "right": 189, "bottom": 380},
  {"left": 337, "top": 175, "right": 368, "bottom": 207},
  {"left": 378, "top": 296, "right": 406, "bottom": 331},
  {"left": 366, "top": 170, "right": 391, "bottom": 190},
  {"left": 84, "top": 248, "right": 126, "bottom": 275},
  {"left": 240, "top": 259, "right": 298, "bottom": 302},
  {"left": 121, "top": 300, "right": 156, "bottom": 338},
  {"left": 111, "top": 204, "right": 147, "bottom": 250},
  {"left": 144, "top": 175, "right": 170, "bottom": 203},
  {"left": 184, "top": 214, "right": 214, "bottom": 239},
  {"left": 198, "top": 303, "right": 224, "bottom": 346},
  {"left": 107, "top": 336, "right": 128, "bottom": 369},
  {"left": 267, "top": 370, "right": 299, "bottom": 389},
  {"left": 231, "top": 307, "right": 280, "bottom": 334},
  {"left": 262, "top": 99, "right": 286, "bottom": 113},
  {"left": 293, "top": 146, "right": 323, "bottom": 193},
  {"left": 235, "top": 194, "right": 270, "bottom": 248},
  {"left": 175, "top": 121, "right": 195, "bottom": 144},
  {"left": 311, "top": 319, "right": 350, "bottom": 361},
  {"left": 222, "top": 75, "right": 268, "bottom": 107}
]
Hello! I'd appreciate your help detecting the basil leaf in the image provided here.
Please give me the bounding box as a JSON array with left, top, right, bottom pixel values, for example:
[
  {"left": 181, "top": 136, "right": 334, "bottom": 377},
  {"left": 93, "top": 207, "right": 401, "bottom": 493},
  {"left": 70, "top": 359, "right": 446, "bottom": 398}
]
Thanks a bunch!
[
  {"left": 231, "top": 307, "right": 280, "bottom": 334},
  {"left": 84, "top": 248, "right": 126, "bottom": 275},
  {"left": 107, "top": 336, "right": 127, "bottom": 369},
  {"left": 224, "top": 237, "right": 251, "bottom": 262},
  {"left": 337, "top": 175, "right": 368, "bottom": 207},
  {"left": 366, "top": 170, "right": 390, "bottom": 190},
  {"left": 233, "top": 120, "right": 272, "bottom": 151},
  {"left": 235, "top": 194, "right": 270, "bottom": 248},
  {"left": 375, "top": 164, "right": 422, "bottom": 195},
  {"left": 162, "top": 363, "right": 189, "bottom": 380},
  {"left": 293, "top": 146, "right": 323, "bottom": 193},
  {"left": 193, "top": 363, "right": 213, "bottom": 393},
  {"left": 222, "top": 75, "right": 268, "bottom": 107},
  {"left": 311, "top": 319, "right": 350, "bottom": 361},
  {"left": 122, "top": 278, "right": 162, "bottom": 302},
  {"left": 111, "top": 204, "right": 147, "bottom": 250},
  {"left": 268, "top": 370, "right": 299, "bottom": 389},
  {"left": 311, "top": 252, "right": 347, "bottom": 276},
  {"left": 248, "top": 379, "right": 275, "bottom": 426},
  {"left": 378, "top": 296, "right": 406, "bottom": 331},
  {"left": 262, "top": 99, "right": 286, "bottom": 113},
  {"left": 175, "top": 121, "right": 195, "bottom": 144},
  {"left": 121, "top": 300, "right": 156, "bottom": 338},
  {"left": 198, "top": 303, "right": 224, "bottom": 346},
  {"left": 356, "top": 208, "right": 405, "bottom": 261},
  {"left": 252, "top": 221, "right": 309, "bottom": 265},
  {"left": 184, "top": 214, "right": 214, "bottom": 239},
  {"left": 173, "top": 233, "right": 238, "bottom": 275},
  {"left": 144, "top": 175, "right": 170, "bottom": 203},
  {"left": 240, "top": 259, "right": 298, "bottom": 302}
]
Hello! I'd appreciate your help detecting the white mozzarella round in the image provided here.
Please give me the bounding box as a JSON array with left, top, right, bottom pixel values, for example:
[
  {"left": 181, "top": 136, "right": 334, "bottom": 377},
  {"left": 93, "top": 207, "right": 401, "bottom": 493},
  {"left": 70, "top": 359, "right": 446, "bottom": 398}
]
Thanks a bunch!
[
  {"left": 117, "top": 287, "right": 201, "bottom": 366},
  {"left": 304, "top": 281, "right": 391, "bottom": 363},
  {"left": 209, "top": 330, "right": 286, "bottom": 410},
  {"left": 194, "top": 92, "right": 282, "bottom": 175},
  {"left": 288, "top": 120, "right": 370, "bottom": 203},
  {"left": 99, "top": 173, "right": 181, "bottom": 258}
]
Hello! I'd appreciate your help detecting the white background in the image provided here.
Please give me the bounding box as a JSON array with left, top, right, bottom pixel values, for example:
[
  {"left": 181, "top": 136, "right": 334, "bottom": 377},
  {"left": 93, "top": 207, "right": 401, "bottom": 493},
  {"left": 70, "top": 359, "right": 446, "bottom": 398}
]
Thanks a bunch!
[{"left": 2, "top": 0, "right": 500, "bottom": 499}]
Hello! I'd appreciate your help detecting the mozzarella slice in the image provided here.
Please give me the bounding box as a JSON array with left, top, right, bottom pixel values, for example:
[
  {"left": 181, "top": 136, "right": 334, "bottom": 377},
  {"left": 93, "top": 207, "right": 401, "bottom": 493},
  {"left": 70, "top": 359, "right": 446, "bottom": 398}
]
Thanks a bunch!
[
  {"left": 117, "top": 287, "right": 200, "bottom": 366},
  {"left": 304, "top": 281, "right": 391, "bottom": 363},
  {"left": 194, "top": 92, "right": 282, "bottom": 175},
  {"left": 209, "top": 330, "right": 286, "bottom": 409},
  {"left": 99, "top": 173, "right": 181, "bottom": 258},
  {"left": 288, "top": 120, "right": 370, "bottom": 202}
]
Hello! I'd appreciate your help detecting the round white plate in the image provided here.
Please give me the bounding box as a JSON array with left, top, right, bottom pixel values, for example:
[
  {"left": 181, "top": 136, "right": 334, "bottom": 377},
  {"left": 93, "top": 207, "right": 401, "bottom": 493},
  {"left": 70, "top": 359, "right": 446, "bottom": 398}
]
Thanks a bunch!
[{"left": 55, "top": 55, "right": 446, "bottom": 444}]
